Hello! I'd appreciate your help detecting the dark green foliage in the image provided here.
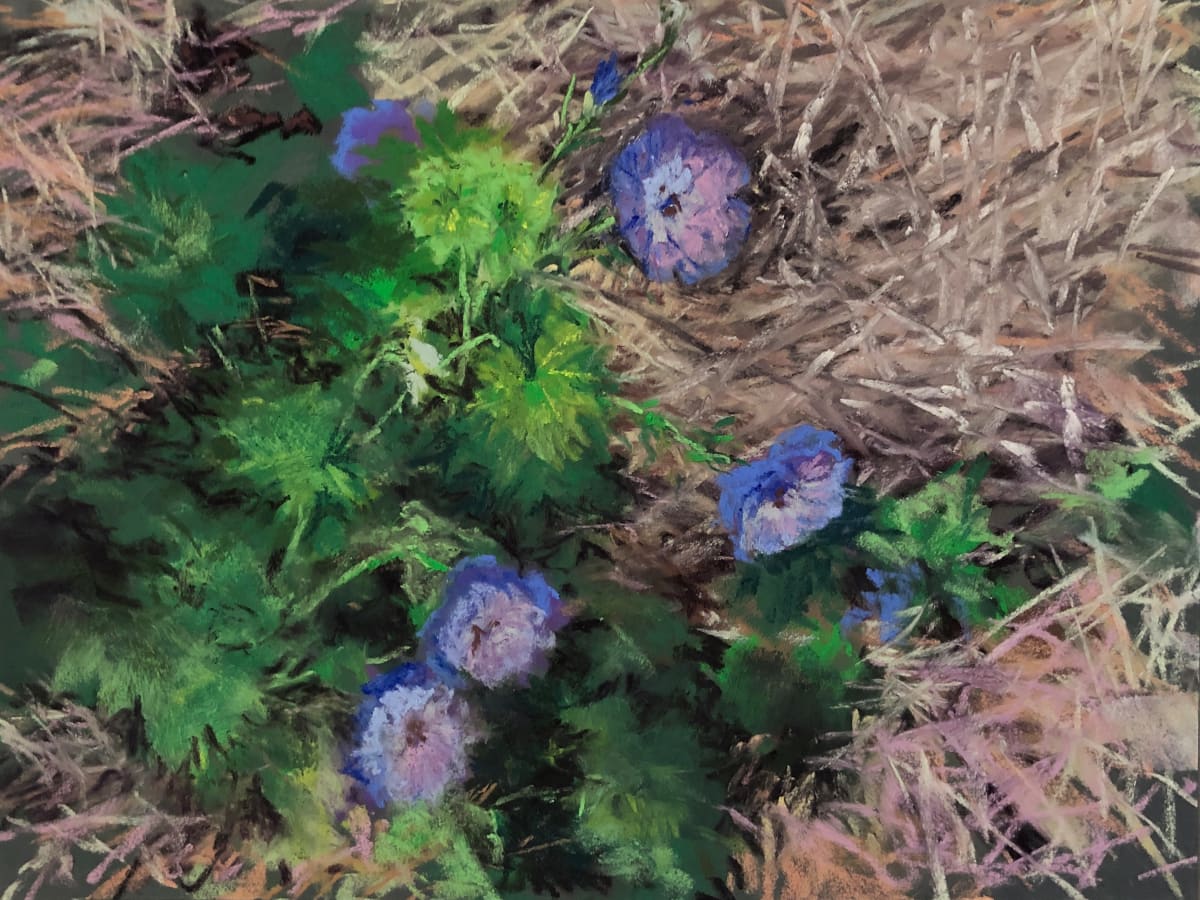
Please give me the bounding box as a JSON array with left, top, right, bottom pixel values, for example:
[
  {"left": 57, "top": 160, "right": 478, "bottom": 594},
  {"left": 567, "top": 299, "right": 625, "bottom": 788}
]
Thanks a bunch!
[
  {"left": 1042, "top": 447, "right": 1196, "bottom": 551},
  {"left": 0, "top": 316, "right": 136, "bottom": 449},
  {"left": 463, "top": 573, "right": 729, "bottom": 899},
  {"left": 728, "top": 544, "right": 847, "bottom": 631},
  {"left": 285, "top": 15, "right": 371, "bottom": 122},
  {"left": 712, "top": 627, "right": 860, "bottom": 751}
]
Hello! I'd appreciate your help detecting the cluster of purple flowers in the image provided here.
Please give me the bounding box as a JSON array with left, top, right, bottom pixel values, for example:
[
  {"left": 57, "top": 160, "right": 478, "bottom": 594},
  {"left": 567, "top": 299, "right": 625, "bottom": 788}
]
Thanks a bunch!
[{"left": 346, "top": 556, "right": 567, "bottom": 808}]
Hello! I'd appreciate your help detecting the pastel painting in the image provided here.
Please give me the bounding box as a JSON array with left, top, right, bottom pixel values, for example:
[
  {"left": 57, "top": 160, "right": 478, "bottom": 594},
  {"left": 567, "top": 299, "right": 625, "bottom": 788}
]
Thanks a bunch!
[{"left": 1, "top": 1, "right": 1197, "bottom": 898}]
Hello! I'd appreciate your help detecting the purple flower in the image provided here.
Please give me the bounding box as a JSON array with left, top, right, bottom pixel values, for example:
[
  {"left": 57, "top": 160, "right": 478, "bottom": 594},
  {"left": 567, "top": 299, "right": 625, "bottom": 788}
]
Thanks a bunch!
[
  {"left": 420, "top": 556, "right": 568, "bottom": 688},
  {"left": 345, "top": 663, "right": 481, "bottom": 807},
  {"left": 331, "top": 100, "right": 427, "bottom": 179},
  {"left": 609, "top": 115, "right": 751, "bottom": 284},
  {"left": 841, "top": 565, "right": 923, "bottom": 643},
  {"left": 589, "top": 53, "right": 622, "bottom": 106},
  {"left": 716, "top": 425, "right": 853, "bottom": 561}
]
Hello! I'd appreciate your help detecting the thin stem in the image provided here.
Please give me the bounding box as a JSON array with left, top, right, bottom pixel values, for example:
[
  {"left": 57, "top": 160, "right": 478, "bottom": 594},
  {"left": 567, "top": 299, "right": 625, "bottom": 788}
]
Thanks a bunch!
[
  {"left": 0, "top": 379, "right": 84, "bottom": 423},
  {"left": 441, "top": 332, "right": 499, "bottom": 366},
  {"left": 612, "top": 396, "right": 740, "bottom": 467},
  {"left": 298, "top": 546, "right": 448, "bottom": 618},
  {"left": 300, "top": 546, "right": 411, "bottom": 618},
  {"left": 284, "top": 504, "right": 312, "bottom": 563},
  {"left": 458, "top": 254, "right": 472, "bottom": 341}
]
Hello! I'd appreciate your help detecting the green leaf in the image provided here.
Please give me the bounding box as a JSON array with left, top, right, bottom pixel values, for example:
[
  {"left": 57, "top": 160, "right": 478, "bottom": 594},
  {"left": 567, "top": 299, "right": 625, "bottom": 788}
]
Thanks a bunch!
[
  {"left": 859, "top": 457, "right": 1005, "bottom": 571},
  {"left": 563, "top": 697, "right": 713, "bottom": 847},
  {"left": 374, "top": 805, "right": 501, "bottom": 899},
  {"left": 453, "top": 315, "right": 615, "bottom": 513},
  {"left": 287, "top": 15, "right": 370, "bottom": 122},
  {"left": 52, "top": 608, "right": 272, "bottom": 768},
  {"left": 310, "top": 642, "right": 367, "bottom": 692},
  {"left": 215, "top": 381, "right": 370, "bottom": 526},
  {"left": 714, "top": 627, "right": 859, "bottom": 742}
]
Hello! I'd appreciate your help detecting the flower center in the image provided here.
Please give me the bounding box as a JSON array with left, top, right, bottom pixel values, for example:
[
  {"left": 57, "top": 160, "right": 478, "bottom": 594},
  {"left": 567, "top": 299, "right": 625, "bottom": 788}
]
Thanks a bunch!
[
  {"left": 405, "top": 719, "right": 428, "bottom": 748},
  {"left": 656, "top": 182, "right": 684, "bottom": 218},
  {"left": 469, "top": 619, "right": 502, "bottom": 654}
]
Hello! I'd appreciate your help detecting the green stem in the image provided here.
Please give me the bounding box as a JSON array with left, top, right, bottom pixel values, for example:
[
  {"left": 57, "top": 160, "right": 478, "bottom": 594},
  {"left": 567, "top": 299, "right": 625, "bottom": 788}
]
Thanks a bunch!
[
  {"left": 458, "top": 254, "right": 472, "bottom": 341},
  {"left": 612, "top": 396, "right": 739, "bottom": 467},
  {"left": 538, "top": 10, "right": 679, "bottom": 183},
  {"left": 441, "top": 332, "right": 499, "bottom": 366},
  {"left": 284, "top": 504, "right": 312, "bottom": 563},
  {"left": 301, "top": 547, "right": 411, "bottom": 618},
  {"left": 299, "top": 546, "right": 450, "bottom": 619}
]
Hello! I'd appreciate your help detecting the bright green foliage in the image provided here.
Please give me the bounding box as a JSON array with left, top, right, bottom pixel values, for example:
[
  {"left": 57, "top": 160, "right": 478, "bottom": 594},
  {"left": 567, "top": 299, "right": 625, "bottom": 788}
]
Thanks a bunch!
[
  {"left": 52, "top": 609, "right": 271, "bottom": 768},
  {"left": 337, "top": 265, "right": 454, "bottom": 336},
  {"left": 260, "top": 747, "right": 354, "bottom": 859},
  {"left": 858, "top": 458, "right": 1018, "bottom": 626},
  {"left": 1039, "top": 446, "right": 1195, "bottom": 555},
  {"left": 374, "top": 804, "right": 501, "bottom": 899},
  {"left": 1086, "top": 446, "right": 1158, "bottom": 501},
  {"left": 214, "top": 382, "right": 370, "bottom": 529},
  {"left": 454, "top": 315, "right": 614, "bottom": 512},
  {"left": 402, "top": 141, "right": 558, "bottom": 285},
  {"left": 859, "top": 458, "right": 1005, "bottom": 570},
  {"left": 613, "top": 398, "right": 739, "bottom": 468},
  {"left": 361, "top": 101, "right": 495, "bottom": 190},
  {"left": 48, "top": 526, "right": 285, "bottom": 770}
]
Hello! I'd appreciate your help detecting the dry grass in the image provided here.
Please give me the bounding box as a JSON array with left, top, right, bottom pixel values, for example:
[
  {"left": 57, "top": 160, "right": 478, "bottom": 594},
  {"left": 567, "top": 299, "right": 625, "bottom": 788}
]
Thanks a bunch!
[
  {"left": 0, "top": 689, "right": 212, "bottom": 899},
  {"left": 797, "top": 546, "right": 1196, "bottom": 898}
]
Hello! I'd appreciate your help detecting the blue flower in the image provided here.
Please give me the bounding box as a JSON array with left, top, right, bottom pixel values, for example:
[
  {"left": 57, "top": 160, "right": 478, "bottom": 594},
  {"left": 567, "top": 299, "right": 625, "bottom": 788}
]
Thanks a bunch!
[
  {"left": 589, "top": 53, "right": 622, "bottom": 106},
  {"left": 331, "top": 99, "right": 431, "bottom": 179},
  {"left": 344, "top": 663, "right": 481, "bottom": 807},
  {"left": 841, "top": 565, "right": 924, "bottom": 644},
  {"left": 716, "top": 425, "right": 853, "bottom": 561},
  {"left": 419, "top": 556, "right": 568, "bottom": 688},
  {"left": 609, "top": 115, "right": 751, "bottom": 284}
]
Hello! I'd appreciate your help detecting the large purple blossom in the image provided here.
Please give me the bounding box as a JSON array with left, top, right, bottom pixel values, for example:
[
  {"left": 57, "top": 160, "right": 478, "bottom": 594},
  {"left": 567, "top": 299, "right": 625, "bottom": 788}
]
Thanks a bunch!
[
  {"left": 420, "top": 556, "right": 568, "bottom": 688},
  {"left": 716, "top": 425, "right": 853, "bottom": 561},
  {"left": 345, "top": 663, "right": 481, "bottom": 807},
  {"left": 609, "top": 115, "right": 751, "bottom": 284},
  {"left": 331, "top": 100, "right": 426, "bottom": 179}
]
